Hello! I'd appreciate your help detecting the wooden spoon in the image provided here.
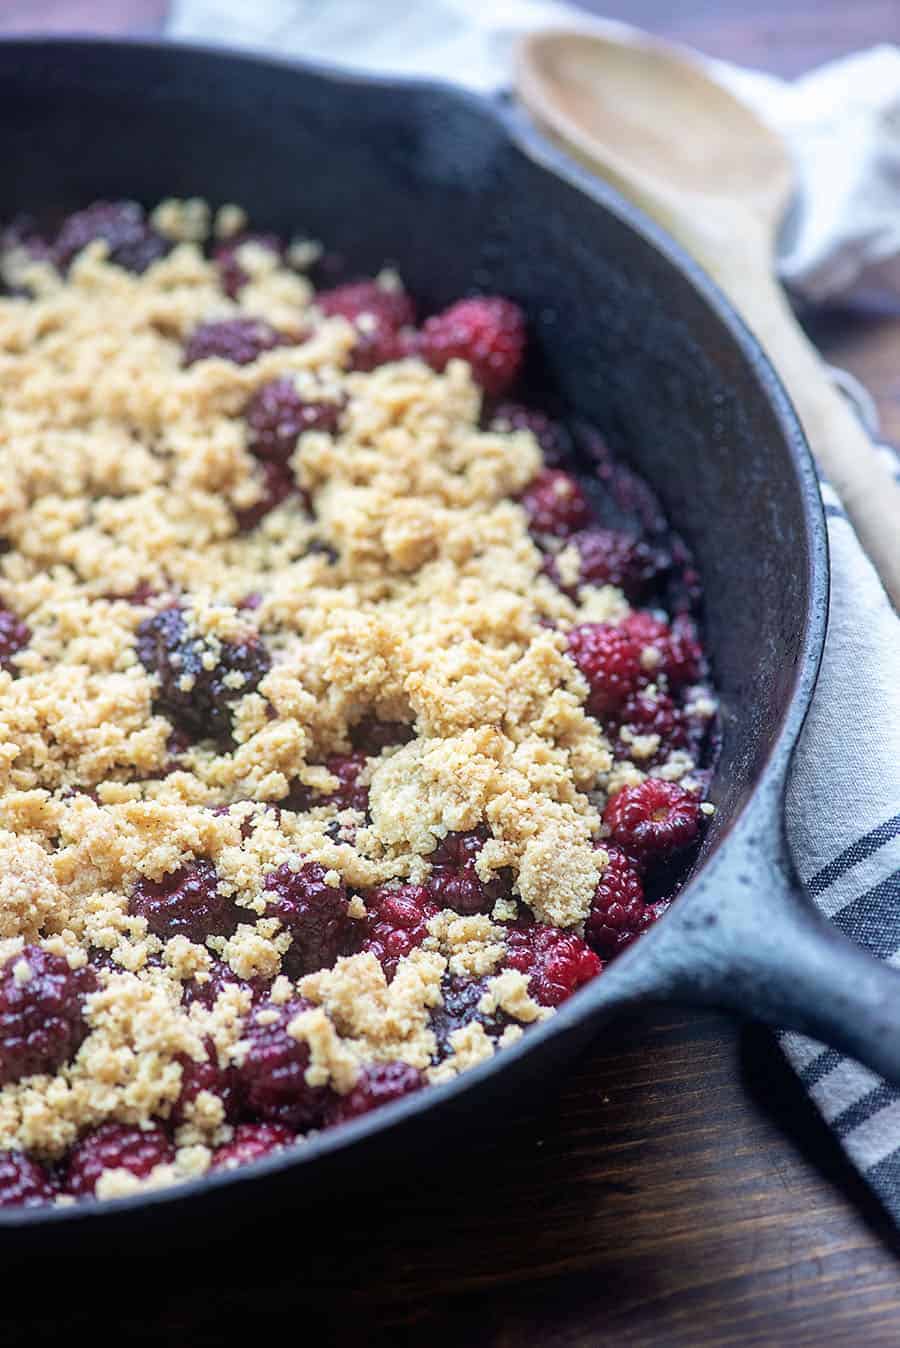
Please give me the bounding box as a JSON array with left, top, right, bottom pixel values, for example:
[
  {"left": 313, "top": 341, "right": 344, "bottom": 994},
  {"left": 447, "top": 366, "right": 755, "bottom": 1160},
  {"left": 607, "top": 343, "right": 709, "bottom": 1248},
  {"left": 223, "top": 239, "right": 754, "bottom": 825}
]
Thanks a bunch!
[{"left": 516, "top": 29, "right": 900, "bottom": 606}]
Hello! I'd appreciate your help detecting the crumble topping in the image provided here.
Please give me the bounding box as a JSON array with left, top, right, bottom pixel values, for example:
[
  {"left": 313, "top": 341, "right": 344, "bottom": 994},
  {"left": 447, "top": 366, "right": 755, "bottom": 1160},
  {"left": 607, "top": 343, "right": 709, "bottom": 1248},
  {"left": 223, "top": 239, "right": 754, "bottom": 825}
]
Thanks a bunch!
[{"left": 0, "top": 200, "right": 717, "bottom": 1205}]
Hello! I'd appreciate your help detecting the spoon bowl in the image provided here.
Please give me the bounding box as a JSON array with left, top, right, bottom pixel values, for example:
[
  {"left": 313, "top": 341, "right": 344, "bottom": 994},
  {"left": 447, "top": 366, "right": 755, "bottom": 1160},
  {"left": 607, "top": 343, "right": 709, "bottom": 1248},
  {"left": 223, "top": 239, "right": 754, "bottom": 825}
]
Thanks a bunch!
[{"left": 517, "top": 29, "right": 793, "bottom": 229}]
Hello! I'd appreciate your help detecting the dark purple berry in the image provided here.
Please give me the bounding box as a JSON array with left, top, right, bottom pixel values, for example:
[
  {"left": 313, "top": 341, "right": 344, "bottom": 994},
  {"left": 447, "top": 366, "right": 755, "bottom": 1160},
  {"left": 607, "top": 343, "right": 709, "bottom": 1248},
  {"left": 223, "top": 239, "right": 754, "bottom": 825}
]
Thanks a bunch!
[
  {"left": 52, "top": 201, "right": 169, "bottom": 274},
  {"left": 213, "top": 232, "right": 283, "bottom": 298},
  {"left": 0, "top": 946, "right": 97, "bottom": 1086},
  {"left": 429, "top": 974, "right": 511, "bottom": 1062},
  {"left": 183, "top": 317, "right": 288, "bottom": 367},
  {"left": 136, "top": 605, "right": 270, "bottom": 744},
  {"left": 0, "top": 606, "right": 29, "bottom": 673},
  {"left": 263, "top": 861, "right": 360, "bottom": 978},
  {"left": 129, "top": 860, "right": 239, "bottom": 943},
  {"left": 246, "top": 377, "right": 342, "bottom": 462},
  {"left": 236, "top": 998, "right": 332, "bottom": 1131}
]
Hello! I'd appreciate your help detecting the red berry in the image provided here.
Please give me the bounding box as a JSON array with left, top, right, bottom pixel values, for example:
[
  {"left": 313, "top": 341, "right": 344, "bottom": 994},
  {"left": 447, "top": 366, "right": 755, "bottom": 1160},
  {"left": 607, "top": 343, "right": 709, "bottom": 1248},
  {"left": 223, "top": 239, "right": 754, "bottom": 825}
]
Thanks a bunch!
[
  {"left": 172, "top": 1040, "right": 238, "bottom": 1126},
  {"left": 317, "top": 279, "right": 416, "bottom": 372},
  {"left": 245, "top": 377, "right": 342, "bottom": 462},
  {"left": 614, "top": 688, "right": 687, "bottom": 760},
  {"left": 519, "top": 469, "right": 592, "bottom": 538},
  {"left": 489, "top": 402, "right": 570, "bottom": 466},
  {"left": 263, "top": 860, "right": 360, "bottom": 979},
  {"left": 129, "top": 860, "right": 239, "bottom": 944},
  {"left": 418, "top": 297, "right": 525, "bottom": 396},
  {"left": 0, "top": 605, "right": 29, "bottom": 673},
  {"left": 316, "top": 279, "right": 415, "bottom": 330},
  {"left": 603, "top": 780, "right": 701, "bottom": 864},
  {"left": 236, "top": 998, "right": 332, "bottom": 1130},
  {"left": 621, "top": 611, "right": 703, "bottom": 687},
  {"left": 426, "top": 827, "right": 511, "bottom": 915},
  {"left": 183, "top": 317, "right": 288, "bottom": 367},
  {"left": 0, "top": 947, "right": 97, "bottom": 1086},
  {"left": 545, "top": 527, "right": 662, "bottom": 599},
  {"left": 504, "top": 924, "right": 601, "bottom": 1007},
  {"left": 568, "top": 622, "right": 645, "bottom": 718},
  {"left": 213, "top": 232, "right": 282, "bottom": 298},
  {"left": 210, "top": 1121, "right": 295, "bottom": 1171},
  {"left": 361, "top": 883, "right": 439, "bottom": 981},
  {"left": 326, "top": 1061, "right": 424, "bottom": 1125},
  {"left": 52, "top": 201, "right": 169, "bottom": 274},
  {"left": 585, "top": 846, "right": 652, "bottom": 957},
  {"left": 0, "top": 1151, "right": 56, "bottom": 1207},
  {"left": 64, "top": 1122, "right": 175, "bottom": 1197},
  {"left": 287, "top": 752, "right": 369, "bottom": 815},
  {"left": 235, "top": 459, "right": 299, "bottom": 531}
]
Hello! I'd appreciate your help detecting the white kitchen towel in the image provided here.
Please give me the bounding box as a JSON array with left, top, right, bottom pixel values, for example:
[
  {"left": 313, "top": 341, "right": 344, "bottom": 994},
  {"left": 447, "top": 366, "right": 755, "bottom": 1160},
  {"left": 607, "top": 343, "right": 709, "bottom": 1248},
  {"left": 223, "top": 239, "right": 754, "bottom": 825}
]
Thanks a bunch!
[{"left": 167, "top": 0, "right": 900, "bottom": 1221}]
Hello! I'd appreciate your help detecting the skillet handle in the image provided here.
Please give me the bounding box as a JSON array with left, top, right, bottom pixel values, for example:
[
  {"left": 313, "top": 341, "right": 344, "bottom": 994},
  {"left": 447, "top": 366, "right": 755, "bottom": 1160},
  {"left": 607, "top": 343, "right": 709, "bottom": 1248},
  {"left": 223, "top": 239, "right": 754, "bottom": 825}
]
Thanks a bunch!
[{"left": 653, "top": 799, "right": 900, "bottom": 1085}]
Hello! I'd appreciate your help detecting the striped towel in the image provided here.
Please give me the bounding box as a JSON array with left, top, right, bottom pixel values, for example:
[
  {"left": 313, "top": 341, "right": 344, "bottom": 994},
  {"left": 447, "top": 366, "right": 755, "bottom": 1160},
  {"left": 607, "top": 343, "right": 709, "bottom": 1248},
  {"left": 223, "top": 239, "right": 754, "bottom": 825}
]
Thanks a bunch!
[
  {"left": 169, "top": 0, "right": 900, "bottom": 1218},
  {"left": 783, "top": 427, "right": 900, "bottom": 1216}
]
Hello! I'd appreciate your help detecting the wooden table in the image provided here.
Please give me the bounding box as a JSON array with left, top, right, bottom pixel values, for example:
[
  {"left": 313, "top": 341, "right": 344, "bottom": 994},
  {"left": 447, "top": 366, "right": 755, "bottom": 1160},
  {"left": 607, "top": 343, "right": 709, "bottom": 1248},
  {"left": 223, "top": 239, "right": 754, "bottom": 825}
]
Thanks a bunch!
[{"left": 5, "top": 3, "right": 900, "bottom": 1344}]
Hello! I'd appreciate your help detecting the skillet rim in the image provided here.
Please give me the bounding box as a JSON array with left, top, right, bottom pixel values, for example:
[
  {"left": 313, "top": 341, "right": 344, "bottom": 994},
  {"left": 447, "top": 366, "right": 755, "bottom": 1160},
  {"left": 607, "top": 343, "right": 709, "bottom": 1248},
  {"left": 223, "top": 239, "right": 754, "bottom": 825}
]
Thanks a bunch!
[{"left": 0, "top": 34, "right": 829, "bottom": 1229}]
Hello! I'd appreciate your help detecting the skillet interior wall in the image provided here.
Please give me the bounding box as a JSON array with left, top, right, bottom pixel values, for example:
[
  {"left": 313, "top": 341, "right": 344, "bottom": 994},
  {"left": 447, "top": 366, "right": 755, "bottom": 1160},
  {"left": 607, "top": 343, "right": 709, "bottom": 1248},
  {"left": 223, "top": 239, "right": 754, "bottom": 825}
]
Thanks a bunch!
[{"left": 0, "top": 40, "right": 816, "bottom": 855}]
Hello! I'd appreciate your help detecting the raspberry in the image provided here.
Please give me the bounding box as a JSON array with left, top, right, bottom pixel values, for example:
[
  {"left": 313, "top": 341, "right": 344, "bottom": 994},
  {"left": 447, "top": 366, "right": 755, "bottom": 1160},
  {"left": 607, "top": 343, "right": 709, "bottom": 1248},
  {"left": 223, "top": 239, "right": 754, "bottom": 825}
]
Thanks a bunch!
[
  {"left": 603, "top": 780, "right": 701, "bottom": 864},
  {"left": 429, "top": 973, "right": 512, "bottom": 1061},
  {"left": 489, "top": 402, "right": 571, "bottom": 466},
  {"left": 317, "top": 279, "right": 416, "bottom": 372},
  {"left": 213, "top": 232, "right": 283, "bottom": 297},
  {"left": 129, "top": 860, "right": 239, "bottom": 944},
  {"left": 316, "top": 279, "right": 415, "bottom": 330},
  {"left": 181, "top": 958, "right": 268, "bottom": 1011},
  {"left": 287, "top": 752, "right": 369, "bottom": 814},
  {"left": 326, "top": 1061, "right": 424, "bottom": 1125},
  {"left": 0, "top": 1151, "right": 56, "bottom": 1207},
  {"left": 418, "top": 297, "right": 526, "bottom": 396},
  {"left": 361, "top": 883, "right": 439, "bottom": 981},
  {"left": 349, "top": 717, "right": 414, "bottom": 755},
  {"left": 235, "top": 459, "right": 299, "bottom": 531},
  {"left": 426, "top": 828, "right": 511, "bottom": 915},
  {"left": 183, "top": 317, "right": 288, "bottom": 367},
  {"left": 585, "top": 846, "right": 652, "bottom": 957},
  {"left": 236, "top": 997, "right": 332, "bottom": 1130},
  {"left": 136, "top": 605, "right": 270, "bottom": 744},
  {"left": 263, "top": 861, "right": 360, "bottom": 978},
  {"left": 545, "top": 528, "right": 661, "bottom": 599},
  {"left": 245, "top": 377, "right": 342, "bottom": 462},
  {"left": 504, "top": 924, "right": 601, "bottom": 1007},
  {"left": 0, "top": 606, "right": 29, "bottom": 673},
  {"left": 614, "top": 689, "right": 687, "bottom": 760},
  {"left": 0, "top": 946, "right": 97, "bottom": 1086},
  {"left": 519, "top": 469, "right": 592, "bottom": 538},
  {"left": 621, "top": 611, "right": 703, "bottom": 687},
  {"left": 52, "top": 201, "right": 169, "bottom": 274},
  {"left": 172, "top": 1041, "right": 238, "bottom": 1126},
  {"left": 210, "top": 1122, "right": 295, "bottom": 1172},
  {"left": 567, "top": 622, "right": 645, "bottom": 718},
  {"left": 63, "top": 1123, "right": 175, "bottom": 1197}
]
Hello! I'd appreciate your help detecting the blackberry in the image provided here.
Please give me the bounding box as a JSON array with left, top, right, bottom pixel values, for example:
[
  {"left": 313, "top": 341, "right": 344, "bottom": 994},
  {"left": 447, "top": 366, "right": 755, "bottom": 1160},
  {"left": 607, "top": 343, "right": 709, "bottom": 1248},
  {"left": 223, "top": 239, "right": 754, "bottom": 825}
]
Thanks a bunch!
[
  {"left": 263, "top": 860, "right": 360, "bottom": 978},
  {"left": 136, "top": 605, "right": 270, "bottom": 744},
  {"left": 0, "top": 947, "right": 97, "bottom": 1086}
]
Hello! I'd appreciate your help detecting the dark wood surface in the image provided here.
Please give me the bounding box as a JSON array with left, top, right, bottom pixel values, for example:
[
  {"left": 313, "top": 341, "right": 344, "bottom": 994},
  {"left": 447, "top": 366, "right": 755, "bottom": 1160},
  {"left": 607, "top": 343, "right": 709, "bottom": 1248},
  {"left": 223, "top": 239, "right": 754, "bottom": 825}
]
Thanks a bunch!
[{"left": 5, "top": 2, "right": 900, "bottom": 1344}]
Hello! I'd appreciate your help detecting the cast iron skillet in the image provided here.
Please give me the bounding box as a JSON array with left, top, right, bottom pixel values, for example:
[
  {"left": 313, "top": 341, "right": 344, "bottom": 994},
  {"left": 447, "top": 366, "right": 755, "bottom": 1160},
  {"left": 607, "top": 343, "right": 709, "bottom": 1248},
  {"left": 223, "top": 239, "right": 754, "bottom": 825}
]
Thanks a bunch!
[{"left": 1, "top": 37, "right": 898, "bottom": 1242}]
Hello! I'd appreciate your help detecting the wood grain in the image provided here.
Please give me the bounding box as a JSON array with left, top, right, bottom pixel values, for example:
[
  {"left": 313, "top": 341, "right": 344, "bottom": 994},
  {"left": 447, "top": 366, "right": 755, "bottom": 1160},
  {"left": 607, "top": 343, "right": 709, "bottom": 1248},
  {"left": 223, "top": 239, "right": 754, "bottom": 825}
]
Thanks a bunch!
[{"left": 2, "top": 3, "right": 899, "bottom": 1345}]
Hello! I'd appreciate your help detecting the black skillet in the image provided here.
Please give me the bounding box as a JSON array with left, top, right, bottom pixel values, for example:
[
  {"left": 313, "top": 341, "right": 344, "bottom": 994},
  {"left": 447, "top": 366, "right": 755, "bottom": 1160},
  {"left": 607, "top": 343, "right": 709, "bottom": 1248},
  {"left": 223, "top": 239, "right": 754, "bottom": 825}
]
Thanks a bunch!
[{"left": 1, "top": 37, "right": 899, "bottom": 1243}]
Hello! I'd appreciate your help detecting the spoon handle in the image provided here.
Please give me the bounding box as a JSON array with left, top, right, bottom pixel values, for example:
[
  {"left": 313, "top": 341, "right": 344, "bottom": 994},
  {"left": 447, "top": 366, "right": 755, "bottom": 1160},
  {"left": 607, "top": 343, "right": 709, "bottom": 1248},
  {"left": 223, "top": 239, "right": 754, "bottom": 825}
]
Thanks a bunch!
[{"left": 702, "top": 244, "right": 900, "bottom": 606}]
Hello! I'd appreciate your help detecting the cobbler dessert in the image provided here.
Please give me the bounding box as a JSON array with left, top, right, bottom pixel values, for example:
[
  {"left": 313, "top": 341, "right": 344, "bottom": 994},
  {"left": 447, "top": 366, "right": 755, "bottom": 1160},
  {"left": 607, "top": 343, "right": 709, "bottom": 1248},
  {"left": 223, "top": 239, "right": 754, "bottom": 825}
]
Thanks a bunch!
[{"left": 0, "top": 200, "right": 716, "bottom": 1208}]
